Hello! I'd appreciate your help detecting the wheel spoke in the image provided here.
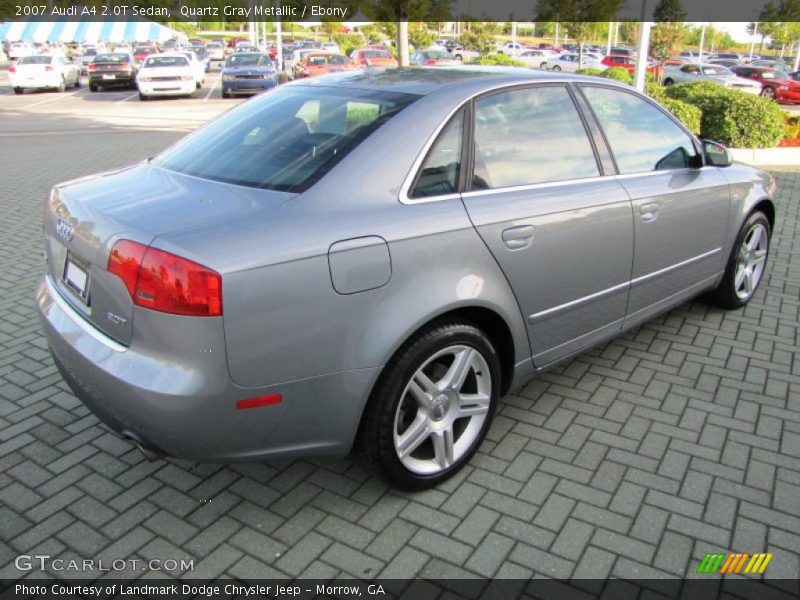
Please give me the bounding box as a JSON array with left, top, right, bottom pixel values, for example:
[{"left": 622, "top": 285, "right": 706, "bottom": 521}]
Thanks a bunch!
[
  {"left": 407, "top": 378, "right": 432, "bottom": 411},
  {"left": 396, "top": 414, "right": 429, "bottom": 458},
  {"left": 432, "top": 428, "right": 454, "bottom": 469},
  {"left": 458, "top": 393, "right": 491, "bottom": 418},
  {"left": 750, "top": 249, "right": 767, "bottom": 267},
  {"left": 744, "top": 269, "right": 755, "bottom": 294},
  {"left": 439, "top": 348, "right": 475, "bottom": 391},
  {"left": 734, "top": 266, "right": 746, "bottom": 290},
  {"left": 747, "top": 226, "right": 763, "bottom": 251},
  {"left": 414, "top": 370, "right": 439, "bottom": 395}
]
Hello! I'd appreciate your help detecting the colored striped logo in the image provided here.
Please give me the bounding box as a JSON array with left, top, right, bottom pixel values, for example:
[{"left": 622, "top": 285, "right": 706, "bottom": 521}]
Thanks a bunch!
[{"left": 696, "top": 552, "right": 773, "bottom": 574}]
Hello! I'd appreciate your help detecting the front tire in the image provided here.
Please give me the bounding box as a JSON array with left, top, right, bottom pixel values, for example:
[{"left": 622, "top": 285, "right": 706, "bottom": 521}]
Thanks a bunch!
[
  {"left": 138, "top": 92, "right": 148, "bottom": 101},
  {"left": 13, "top": 87, "right": 23, "bottom": 95},
  {"left": 57, "top": 77, "right": 66, "bottom": 93},
  {"left": 357, "top": 320, "right": 501, "bottom": 490},
  {"left": 761, "top": 86, "right": 776, "bottom": 100},
  {"left": 663, "top": 78, "right": 674, "bottom": 86},
  {"left": 706, "top": 211, "right": 770, "bottom": 309},
  {"left": 552, "top": 65, "right": 561, "bottom": 71},
  {"left": 74, "top": 75, "right": 81, "bottom": 88}
]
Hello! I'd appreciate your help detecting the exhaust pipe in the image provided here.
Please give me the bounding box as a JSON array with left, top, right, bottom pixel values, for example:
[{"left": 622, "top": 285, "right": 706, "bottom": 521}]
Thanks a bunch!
[{"left": 122, "top": 431, "right": 164, "bottom": 461}]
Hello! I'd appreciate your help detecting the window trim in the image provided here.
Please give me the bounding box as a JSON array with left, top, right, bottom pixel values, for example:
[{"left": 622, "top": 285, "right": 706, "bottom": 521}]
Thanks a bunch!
[
  {"left": 407, "top": 107, "right": 466, "bottom": 200},
  {"left": 575, "top": 83, "right": 705, "bottom": 174},
  {"left": 399, "top": 81, "right": 607, "bottom": 204}
]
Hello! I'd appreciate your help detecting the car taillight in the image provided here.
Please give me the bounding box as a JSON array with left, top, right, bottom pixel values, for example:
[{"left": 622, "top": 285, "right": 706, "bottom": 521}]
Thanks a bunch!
[
  {"left": 107, "top": 240, "right": 222, "bottom": 317},
  {"left": 88, "top": 63, "right": 97, "bottom": 71},
  {"left": 45, "top": 65, "right": 53, "bottom": 71},
  {"left": 426, "top": 59, "right": 436, "bottom": 65},
  {"left": 8, "top": 65, "right": 15, "bottom": 73}
]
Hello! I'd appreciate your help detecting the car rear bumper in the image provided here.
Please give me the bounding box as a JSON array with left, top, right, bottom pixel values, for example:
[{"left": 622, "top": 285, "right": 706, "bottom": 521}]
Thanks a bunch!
[
  {"left": 37, "top": 274, "right": 376, "bottom": 461},
  {"left": 89, "top": 73, "right": 135, "bottom": 86},
  {"left": 9, "top": 74, "right": 63, "bottom": 89},
  {"left": 222, "top": 80, "right": 277, "bottom": 94}
]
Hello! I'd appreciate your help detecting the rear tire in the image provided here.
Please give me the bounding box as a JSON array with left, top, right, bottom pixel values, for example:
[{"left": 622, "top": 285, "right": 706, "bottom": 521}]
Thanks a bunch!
[
  {"left": 552, "top": 65, "right": 561, "bottom": 71},
  {"left": 222, "top": 90, "right": 230, "bottom": 99},
  {"left": 540, "top": 62, "right": 548, "bottom": 69},
  {"left": 74, "top": 75, "right": 81, "bottom": 88},
  {"left": 13, "top": 87, "right": 23, "bottom": 95},
  {"left": 706, "top": 211, "right": 770, "bottom": 309},
  {"left": 89, "top": 84, "right": 98, "bottom": 92},
  {"left": 664, "top": 78, "right": 674, "bottom": 86},
  {"left": 356, "top": 319, "right": 501, "bottom": 490},
  {"left": 761, "top": 86, "right": 776, "bottom": 100},
  {"left": 138, "top": 92, "right": 148, "bottom": 101},
  {"left": 57, "top": 77, "right": 66, "bottom": 93}
]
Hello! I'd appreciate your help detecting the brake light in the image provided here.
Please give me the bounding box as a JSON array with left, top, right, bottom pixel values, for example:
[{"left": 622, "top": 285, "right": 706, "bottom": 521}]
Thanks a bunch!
[
  {"left": 8, "top": 65, "right": 14, "bottom": 73},
  {"left": 45, "top": 65, "right": 53, "bottom": 72},
  {"left": 88, "top": 63, "right": 97, "bottom": 71},
  {"left": 426, "top": 59, "right": 437, "bottom": 65},
  {"left": 107, "top": 240, "right": 222, "bottom": 316}
]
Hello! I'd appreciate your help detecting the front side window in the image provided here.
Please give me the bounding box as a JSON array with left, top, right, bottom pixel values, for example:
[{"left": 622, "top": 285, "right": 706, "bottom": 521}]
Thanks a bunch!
[
  {"left": 472, "top": 86, "right": 599, "bottom": 190},
  {"left": 154, "top": 86, "right": 418, "bottom": 192},
  {"left": 410, "top": 109, "right": 464, "bottom": 198},
  {"left": 581, "top": 86, "right": 699, "bottom": 174}
]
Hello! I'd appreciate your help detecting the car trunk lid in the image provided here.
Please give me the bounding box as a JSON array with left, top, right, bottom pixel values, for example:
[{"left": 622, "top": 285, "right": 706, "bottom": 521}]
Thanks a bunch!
[{"left": 44, "top": 162, "right": 293, "bottom": 346}]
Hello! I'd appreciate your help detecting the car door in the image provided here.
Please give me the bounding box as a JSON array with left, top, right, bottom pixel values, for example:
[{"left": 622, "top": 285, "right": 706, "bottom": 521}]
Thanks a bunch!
[
  {"left": 460, "top": 84, "right": 634, "bottom": 367},
  {"left": 578, "top": 84, "right": 730, "bottom": 327}
]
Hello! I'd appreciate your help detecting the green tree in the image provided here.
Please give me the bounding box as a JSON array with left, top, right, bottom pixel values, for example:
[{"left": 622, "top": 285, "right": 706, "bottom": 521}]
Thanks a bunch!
[
  {"left": 459, "top": 22, "right": 500, "bottom": 55},
  {"left": 650, "top": 0, "right": 687, "bottom": 82},
  {"left": 536, "top": 0, "right": 625, "bottom": 67},
  {"left": 409, "top": 24, "right": 436, "bottom": 50}
]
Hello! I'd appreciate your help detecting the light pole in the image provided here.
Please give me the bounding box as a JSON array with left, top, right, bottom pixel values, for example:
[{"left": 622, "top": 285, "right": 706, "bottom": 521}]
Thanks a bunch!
[
  {"left": 749, "top": 22, "right": 758, "bottom": 61},
  {"left": 606, "top": 21, "right": 613, "bottom": 56},
  {"left": 698, "top": 23, "right": 706, "bottom": 59}
]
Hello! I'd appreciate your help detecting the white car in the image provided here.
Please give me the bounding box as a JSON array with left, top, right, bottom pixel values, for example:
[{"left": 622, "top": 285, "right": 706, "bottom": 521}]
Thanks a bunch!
[
  {"left": 177, "top": 50, "right": 205, "bottom": 87},
  {"left": 206, "top": 42, "right": 225, "bottom": 61},
  {"left": 662, "top": 63, "right": 763, "bottom": 95},
  {"left": 498, "top": 41, "right": 528, "bottom": 56},
  {"left": 545, "top": 53, "right": 603, "bottom": 72},
  {"left": 285, "top": 48, "right": 316, "bottom": 74},
  {"left": 8, "top": 42, "right": 36, "bottom": 61},
  {"left": 9, "top": 54, "right": 81, "bottom": 94},
  {"left": 321, "top": 42, "right": 340, "bottom": 53},
  {"left": 516, "top": 49, "right": 558, "bottom": 69},
  {"left": 137, "top": 53, "right": 197, "bottom": 100}
]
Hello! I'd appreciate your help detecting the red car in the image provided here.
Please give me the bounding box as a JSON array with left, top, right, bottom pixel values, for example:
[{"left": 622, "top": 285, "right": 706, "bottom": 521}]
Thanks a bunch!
[
  {"left": 731, "top": 65, "right": 800, "bottom": 103},
  {"left": 293, "top": 52, "right": 356, "bottom": 79},
  {"left": 350, "top": 48, "right": 398, "bottom": 68},
  {"left": 132, "top": 45, "right": 157, "bottom": 66},
  {"left": 602, "top": 54, "right": 659, "bottom": 75}
]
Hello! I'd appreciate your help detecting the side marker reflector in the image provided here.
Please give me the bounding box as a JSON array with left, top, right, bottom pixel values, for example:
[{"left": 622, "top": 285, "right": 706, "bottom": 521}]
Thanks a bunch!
[{"left": 236, "top": 394, "right": 282, "bottom": 410}]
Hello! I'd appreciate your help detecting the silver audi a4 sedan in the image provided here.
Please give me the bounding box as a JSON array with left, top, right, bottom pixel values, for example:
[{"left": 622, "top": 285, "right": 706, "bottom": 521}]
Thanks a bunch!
[{"left": 38, "top": 69, "right": 776, "bottom": 489}]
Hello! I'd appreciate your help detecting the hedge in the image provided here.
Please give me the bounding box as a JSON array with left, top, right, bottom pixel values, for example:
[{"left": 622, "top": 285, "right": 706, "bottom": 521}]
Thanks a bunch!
[
  {"left": 664, "top": 81, "right": 784, "bottom": 148},
  {"left": 575, "top": 67, "right": 605, "bottom": 77},
  {"left": 601, "top": 67, "right": 633, "bottom": 84},
  {"left": 473, "top": 54, "right": 525, "bottom": 67},
  {"left": 658, "top": 97, "right": 702, "bottom": 134}
]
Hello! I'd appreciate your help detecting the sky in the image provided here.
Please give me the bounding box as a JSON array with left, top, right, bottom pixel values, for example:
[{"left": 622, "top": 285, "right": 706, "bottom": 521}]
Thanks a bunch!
[{"left": 713, "top": 22, "right": 754, "bottom": 43}]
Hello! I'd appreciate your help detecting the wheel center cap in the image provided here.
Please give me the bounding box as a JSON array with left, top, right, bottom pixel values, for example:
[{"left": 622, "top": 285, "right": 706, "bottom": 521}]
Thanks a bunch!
[{"left": 430, "top": 393, "right": 450, "bottom": 421}]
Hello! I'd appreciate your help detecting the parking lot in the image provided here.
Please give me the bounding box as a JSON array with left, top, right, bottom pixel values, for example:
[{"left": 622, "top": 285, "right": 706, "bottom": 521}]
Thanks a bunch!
[{"left": 0, "top": 63, "right": 799, "bottom": 588}]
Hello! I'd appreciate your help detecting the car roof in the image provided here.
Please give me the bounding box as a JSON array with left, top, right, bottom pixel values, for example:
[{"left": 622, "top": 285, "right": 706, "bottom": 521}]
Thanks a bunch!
[{"left": 288, "top": 66, "right": 631, "bottom": 96}]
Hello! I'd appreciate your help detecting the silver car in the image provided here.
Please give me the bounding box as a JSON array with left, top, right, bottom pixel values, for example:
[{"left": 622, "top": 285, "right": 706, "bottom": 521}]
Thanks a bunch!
[
  {"left": 38, "top": 69, "right": 775, "bottom": 489},
  {"left": 662, "top": 62, "right": 762, "bottom": 94}
]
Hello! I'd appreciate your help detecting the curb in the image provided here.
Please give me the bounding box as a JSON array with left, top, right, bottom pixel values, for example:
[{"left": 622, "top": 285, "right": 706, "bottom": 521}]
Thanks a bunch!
[{"left": 730, "top": 147, "right": 800, "bottom": 166}]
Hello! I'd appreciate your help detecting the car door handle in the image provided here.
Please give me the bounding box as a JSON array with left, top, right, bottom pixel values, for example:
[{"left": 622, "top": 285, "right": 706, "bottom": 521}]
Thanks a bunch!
[
  {"left": 640, "top": 202, "right": 660, "bottom": 223},
  {"left": 502, "top": 225, "right": 535, "bottom": 250}
]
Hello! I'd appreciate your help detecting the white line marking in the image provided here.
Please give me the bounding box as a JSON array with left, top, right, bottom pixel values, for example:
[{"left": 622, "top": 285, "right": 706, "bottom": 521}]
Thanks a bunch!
[
  {"left": 116, "top": 92, "right": 138, "bottom": 103},
  {"left": 203, "top": 79, "right": 218, "bottom": 101},
  {"left": 23, "top": 87, "right": 86, "bottom": 108}
]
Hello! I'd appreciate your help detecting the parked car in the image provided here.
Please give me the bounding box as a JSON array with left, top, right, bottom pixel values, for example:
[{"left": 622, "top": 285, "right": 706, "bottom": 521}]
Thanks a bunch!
[
  {"left": 321, "top": 42, "right": 340, "bottom": 53},
  {"left": 9, "top": 54, "right": 80, "bottom": 94},
  {"left": 177, "top": 50, "right": 205, "bottom": 87},
  {"left": 350, "top": 48, "right": 398, "bottom": 68},
  {"left": 709, "top": 52, "right": 743, "bottom": 62},
  {"left": 235, "top": 42, "right": 258, "bottom": 54},
  {"left": 133, "top": 46, "right": 157, "bottom": 67},
  {"left": 708, "top": 59, "right": 741, "bottom": 69},
  {"left": 610, "top": 46, "right": 635, "bottom": 58},
  {"left": 194, "top": 46, "right": 211, "bottom": 72},
  {"left": 731, "top": 65, "right": 800, "bottom": 102},
  {"left": 497, "top": 41, "right": 528, "bottom": 56},
  {"left": 750, "top": 59, "right": 789, "bottom": 70},
  {"left": 136, "top": 53, "right": 197, "bottom": 100},
  {"left": 293, "top": 52, "right": 355, "bottom": 79},
  {"left": 545, "top": 53, "right": 602, "bottom": 72},
  {"left": 8, "top": 42, "right": 36, "bottom": 61},
  {"left": 409, "top": 49, "right": 460, "bottom": 66},
  {"left": 221, "top": 53, "right": 277, "bottom": 97},
  {"left": 446, "top": 45, "right": 480, "bottom": 62},
  {"left": 37, "top": 69, "right": 775, "bottom": 488},
  {"left": 601, "top": 54, "right": 659, "bottom": 75},
  {"left": 284, "top": 48, "right": 317, "bottom": 73},
  {"left": 662, "top": 63, "right": 762, "bottom": 94},
  {"left": 206, "top": 42, "right": 225, "bottom": 61},
  {"left": 88, "top": 53, "right": 137, "bottom": 91},
  {"left": 76, "top": 47, "right": 99, "bottom": 74},
  {"left": 516, "top": 49, "right": 557, "bottom": 69}
]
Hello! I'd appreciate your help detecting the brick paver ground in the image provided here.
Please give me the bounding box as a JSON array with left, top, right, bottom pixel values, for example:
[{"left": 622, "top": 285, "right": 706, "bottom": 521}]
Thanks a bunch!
[{"left": 0, "top": 117, "right": 798, "bottom": 588}]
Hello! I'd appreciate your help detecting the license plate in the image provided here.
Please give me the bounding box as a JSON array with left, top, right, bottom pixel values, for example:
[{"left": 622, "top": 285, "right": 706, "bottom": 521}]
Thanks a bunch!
[
  {"left": 64, "top": 257, "right": 89, "bottom": 300},
  {"left": 103, "top": 74, "right": 115, "bottom": 80}
]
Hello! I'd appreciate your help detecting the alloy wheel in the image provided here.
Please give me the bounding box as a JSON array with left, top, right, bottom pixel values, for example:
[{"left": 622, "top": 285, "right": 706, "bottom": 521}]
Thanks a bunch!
[
  {"left": 734, "top": 223, "right": 768, "bottom": 300},
  {"left": 393, "top": 345, "right": 491, "bottom": 475}
]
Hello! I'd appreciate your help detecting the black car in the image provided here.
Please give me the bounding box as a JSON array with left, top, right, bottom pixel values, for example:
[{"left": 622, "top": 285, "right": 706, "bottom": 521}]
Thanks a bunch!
[{"left": 88, "top": 53, "right": 137, "bottom": 91}]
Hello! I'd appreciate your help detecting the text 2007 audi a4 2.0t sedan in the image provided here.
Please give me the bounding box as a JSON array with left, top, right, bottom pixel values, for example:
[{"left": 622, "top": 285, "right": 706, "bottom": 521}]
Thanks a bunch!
[{"left": 38, "top": 69, "right": 775, "bottom": 489}]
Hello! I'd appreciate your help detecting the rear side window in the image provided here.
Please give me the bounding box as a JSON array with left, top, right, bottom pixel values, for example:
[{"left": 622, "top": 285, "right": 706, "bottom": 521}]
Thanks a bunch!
[
  {"left": 410, "top": 109, "right": 464, "bottom": 198},
  {"left": 154, "top": 86, "right": 418, "bottom": 192},
  {"left": 472, "top": 86, "right": 599, "bottom": 189},
  {"left": 581, "top": 86, "right": 699, "bottom": 174}
]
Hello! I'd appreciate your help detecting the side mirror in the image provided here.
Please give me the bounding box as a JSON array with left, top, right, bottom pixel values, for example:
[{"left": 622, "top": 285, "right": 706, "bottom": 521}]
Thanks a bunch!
[{"left": 703, "top": 139, "right": 732, "bottom": 167}]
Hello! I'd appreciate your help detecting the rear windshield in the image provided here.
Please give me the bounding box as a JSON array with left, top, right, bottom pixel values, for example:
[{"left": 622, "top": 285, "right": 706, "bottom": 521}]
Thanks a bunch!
[
  {"left": 153, "top": 86, "right": 418, "bottom": 192},
  {"left": 95, "top": 53, "right": 129, "bottom": 63},
  {"left": 18, "top": 56, "right": 52, "bottom": 65},
  {"left": 145, "top": 56, "right": 189, "bottom": 67},
  {"left": 361, "top": 50, "right": 392, "bottom": 58},
  {"left": 308, "top": 55, "right": 348, "bottom": 65},
  {"left": 226, "top": 54, "right": 270, "bottom": 67}
]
